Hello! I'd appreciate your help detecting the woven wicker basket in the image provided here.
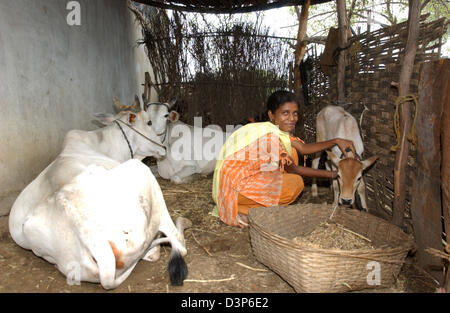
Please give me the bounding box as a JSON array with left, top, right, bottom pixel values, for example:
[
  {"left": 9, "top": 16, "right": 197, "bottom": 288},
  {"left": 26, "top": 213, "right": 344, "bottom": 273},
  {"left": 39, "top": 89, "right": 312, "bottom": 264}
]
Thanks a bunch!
[{"left": 248, "top": 203, "right": 415, "bottom": 293}]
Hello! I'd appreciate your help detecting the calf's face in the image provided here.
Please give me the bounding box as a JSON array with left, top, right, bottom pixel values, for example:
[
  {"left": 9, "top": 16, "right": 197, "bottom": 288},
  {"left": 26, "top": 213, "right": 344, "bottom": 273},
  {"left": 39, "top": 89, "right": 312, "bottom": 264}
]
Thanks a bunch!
[{"left": 327, "top": 151, "right": 378, "bottom": 206}]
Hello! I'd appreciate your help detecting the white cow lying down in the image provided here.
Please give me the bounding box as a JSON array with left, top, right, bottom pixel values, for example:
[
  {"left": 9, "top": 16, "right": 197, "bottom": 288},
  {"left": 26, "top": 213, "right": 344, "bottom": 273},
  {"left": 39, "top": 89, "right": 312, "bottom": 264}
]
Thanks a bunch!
[
  {"left": 143, "top": 97, "right": 231, "bottom": 184},
  {"left": 9, "top": 101, "right": 191, "bottom": 289}
]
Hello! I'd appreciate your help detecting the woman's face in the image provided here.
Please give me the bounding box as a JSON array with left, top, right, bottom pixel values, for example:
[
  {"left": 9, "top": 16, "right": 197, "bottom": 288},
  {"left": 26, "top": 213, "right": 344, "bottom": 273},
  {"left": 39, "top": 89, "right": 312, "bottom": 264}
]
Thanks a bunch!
[{"left": 268, "top": 101, "right": 299, "bottom": 133}]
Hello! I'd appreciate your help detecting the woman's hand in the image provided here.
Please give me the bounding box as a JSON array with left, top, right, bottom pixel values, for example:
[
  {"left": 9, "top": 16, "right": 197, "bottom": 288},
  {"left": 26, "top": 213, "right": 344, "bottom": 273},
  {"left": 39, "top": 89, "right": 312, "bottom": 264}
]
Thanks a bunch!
[{"left": 334, "top": 138, "right": 356, "bottom": 158}]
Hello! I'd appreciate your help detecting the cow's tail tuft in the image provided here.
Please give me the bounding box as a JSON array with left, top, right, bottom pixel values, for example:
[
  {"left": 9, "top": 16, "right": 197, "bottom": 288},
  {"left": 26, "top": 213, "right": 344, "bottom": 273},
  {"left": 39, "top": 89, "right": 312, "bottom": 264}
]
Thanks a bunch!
[{"left": 168, "top": 249, "right": 188, "bottom": 286}]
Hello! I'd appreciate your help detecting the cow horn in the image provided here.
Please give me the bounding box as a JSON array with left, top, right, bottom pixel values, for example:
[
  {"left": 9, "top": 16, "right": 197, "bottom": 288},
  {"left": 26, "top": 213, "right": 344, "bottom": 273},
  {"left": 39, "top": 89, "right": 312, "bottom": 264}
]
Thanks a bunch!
[
  {"left": 168, "top": 97, "right": 177, "bottom": 110},
  {"left": 131, "top": 94, "right": 141, "bottom": 112},
  {"left": 112, "top": 97, "right": 125, "bottom": 113}
]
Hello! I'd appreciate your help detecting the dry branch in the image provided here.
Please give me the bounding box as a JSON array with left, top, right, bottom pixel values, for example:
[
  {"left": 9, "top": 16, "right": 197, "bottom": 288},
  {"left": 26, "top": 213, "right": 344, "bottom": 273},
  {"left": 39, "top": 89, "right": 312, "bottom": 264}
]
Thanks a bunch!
[
  {"left": 190, "top": 231, "right": 213, "bottom": 257},
  {"left": 235, "top": 262, "right": 268, "bottom": 272},
  {"left": 184, "top": 275, "right": 236, "bottom": 283}
]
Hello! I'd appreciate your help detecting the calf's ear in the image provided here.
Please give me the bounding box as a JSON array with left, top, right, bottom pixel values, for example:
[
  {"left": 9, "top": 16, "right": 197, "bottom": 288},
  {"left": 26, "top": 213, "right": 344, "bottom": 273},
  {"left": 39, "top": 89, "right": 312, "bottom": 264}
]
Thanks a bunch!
[
  {"left": 326, "top": 150, "right": 341, "bottom": 166},
  {"left": 362, "top": 155, "right": 379, "bottom": 170},
  {"left": 93, "top": 113, "right": 115, "bottom": 125}
]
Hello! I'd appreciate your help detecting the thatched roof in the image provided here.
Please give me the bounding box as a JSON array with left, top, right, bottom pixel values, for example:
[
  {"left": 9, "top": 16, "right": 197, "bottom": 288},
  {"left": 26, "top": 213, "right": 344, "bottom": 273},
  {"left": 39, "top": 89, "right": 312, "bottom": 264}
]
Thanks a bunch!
[{"left": 132, "top": 0, "right": 332, "bottom": 14}]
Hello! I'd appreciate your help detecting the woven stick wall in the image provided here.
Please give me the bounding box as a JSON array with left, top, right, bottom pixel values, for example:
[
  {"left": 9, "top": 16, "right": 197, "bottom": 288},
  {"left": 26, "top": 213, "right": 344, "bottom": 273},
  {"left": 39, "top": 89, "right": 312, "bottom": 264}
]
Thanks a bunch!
[
  {"left": 132, "top": 6, "right": 293, "bottom": 128},
  {"left": 303, "top": 16, "right": 447, "bottom": 226}
]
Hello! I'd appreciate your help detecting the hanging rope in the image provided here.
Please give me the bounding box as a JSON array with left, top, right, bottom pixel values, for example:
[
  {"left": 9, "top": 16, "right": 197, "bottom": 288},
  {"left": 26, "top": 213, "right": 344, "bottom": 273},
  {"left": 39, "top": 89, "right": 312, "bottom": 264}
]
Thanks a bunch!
[{"left": 390, "top": 94, "right": 419, "bottom": 152}]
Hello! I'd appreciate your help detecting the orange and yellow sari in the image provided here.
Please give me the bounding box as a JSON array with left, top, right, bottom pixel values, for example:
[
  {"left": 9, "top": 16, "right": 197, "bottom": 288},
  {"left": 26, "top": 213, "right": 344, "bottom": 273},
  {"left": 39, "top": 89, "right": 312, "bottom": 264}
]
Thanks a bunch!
[{"left": 212, "top": 122, "right": 304, "bottom": 227}]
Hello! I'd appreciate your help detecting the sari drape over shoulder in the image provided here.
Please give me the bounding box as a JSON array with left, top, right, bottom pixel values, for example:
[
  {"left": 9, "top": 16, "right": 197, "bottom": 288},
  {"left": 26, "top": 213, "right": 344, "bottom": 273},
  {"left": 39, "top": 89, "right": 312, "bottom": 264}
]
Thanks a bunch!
[{"left": 212, "top": 122, "right": 303, "bottom": 227}]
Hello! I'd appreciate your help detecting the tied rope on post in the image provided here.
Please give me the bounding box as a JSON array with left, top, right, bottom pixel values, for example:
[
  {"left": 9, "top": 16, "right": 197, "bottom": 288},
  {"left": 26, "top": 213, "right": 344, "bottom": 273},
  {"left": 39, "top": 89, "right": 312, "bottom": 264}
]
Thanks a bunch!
[{"left": 390, "top": 94, "right": 419, "bottom": 152}]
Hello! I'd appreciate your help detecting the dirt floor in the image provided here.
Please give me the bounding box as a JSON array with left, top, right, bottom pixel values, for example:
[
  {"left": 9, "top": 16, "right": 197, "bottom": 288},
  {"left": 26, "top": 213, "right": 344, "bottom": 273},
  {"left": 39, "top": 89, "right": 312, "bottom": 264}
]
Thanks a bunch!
[{"left": 0, "top": 175, "right": 440, "bottom": 293}]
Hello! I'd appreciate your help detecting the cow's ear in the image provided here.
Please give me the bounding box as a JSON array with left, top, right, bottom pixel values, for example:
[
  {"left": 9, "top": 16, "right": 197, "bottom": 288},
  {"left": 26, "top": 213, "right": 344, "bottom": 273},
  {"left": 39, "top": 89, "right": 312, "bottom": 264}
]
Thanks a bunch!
[
  {"left": 362, "top": 155, "right": 379, "bottom": 170},
  {"left": 326, "top": 150, "right": 340, "bottom": 166},
  {"left": 168, "top": 110, "right": 179, "bottom": 122},
  {"left": 128, "top": 113, "right": 137, "bottom": 124},
  {"left": 93, "top": 113, "right": 115, "bottom": 125}
]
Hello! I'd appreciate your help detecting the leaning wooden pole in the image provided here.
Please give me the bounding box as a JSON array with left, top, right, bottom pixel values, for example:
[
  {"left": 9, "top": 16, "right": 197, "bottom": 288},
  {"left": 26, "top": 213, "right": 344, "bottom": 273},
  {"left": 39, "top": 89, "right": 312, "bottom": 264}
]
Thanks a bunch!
[
  {"left": 336, "top": 0, "right": 348, "bottom": 105},
  {"left": 391, "top": 0, "right": 421, "bottom": 227}
]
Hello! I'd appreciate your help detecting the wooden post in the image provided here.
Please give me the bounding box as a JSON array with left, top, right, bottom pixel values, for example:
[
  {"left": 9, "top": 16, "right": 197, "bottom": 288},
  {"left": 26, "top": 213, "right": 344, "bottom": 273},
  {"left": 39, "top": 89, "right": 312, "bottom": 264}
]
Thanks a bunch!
[
  {"left": 410, "top": 60, "right": 449, "bottom": 284},
  {"left": 293, "top": 0, "right": 310, "bottom": 96},
  {"left": 144, "top": 71, "right": 151, "bottom": 102},
  {"left": 440, "top": 59, "right": 450, "bottom": 292},
  {"left": 336, "top": 0, "right": 348, "bottom": 105},
  {"left": 293, "top": 0, "right": 310, "bottom": 139},
  {"left": 391, "top": 0, "right": 421, "bottom": 227}
]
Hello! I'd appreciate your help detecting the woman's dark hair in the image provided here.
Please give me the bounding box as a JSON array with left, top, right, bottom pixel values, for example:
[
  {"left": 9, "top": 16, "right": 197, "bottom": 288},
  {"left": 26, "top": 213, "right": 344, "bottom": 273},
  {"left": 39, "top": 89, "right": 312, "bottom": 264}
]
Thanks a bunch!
[{"left": 266, "top": 90, "right": 299, "bottom": 113}]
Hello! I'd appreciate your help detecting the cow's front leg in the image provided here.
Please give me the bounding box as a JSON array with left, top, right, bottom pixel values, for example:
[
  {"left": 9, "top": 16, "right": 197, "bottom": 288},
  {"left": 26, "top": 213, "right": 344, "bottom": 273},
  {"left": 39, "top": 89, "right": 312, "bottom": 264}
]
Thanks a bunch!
[
  {"left": 143, "top": 245, "right": 161, "bottom": 262},
  {"left": 331, "top": 178, "right": 339, "bottom": 207},
  {"left": 143, "top": 232, "right": 163, "bottom": 262},
  {"left": 326, "top": 161, "right": 339, "bottom": 206},
  {"left": 355, "top": 178, "right": 368, "bottom": 212},
  {"left": 311, "top": 156, "right": 320, "bottom": 197},
  {"left": 149, "top": 165, "right": 160, "bottom": 178},
  {"left": 172, "top": 165, "right": 197, "bottom": 184}
]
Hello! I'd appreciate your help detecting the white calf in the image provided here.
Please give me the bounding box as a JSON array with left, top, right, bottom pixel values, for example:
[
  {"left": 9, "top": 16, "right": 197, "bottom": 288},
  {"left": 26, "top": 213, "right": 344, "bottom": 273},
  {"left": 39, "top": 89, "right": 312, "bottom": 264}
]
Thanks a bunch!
[
  {"left": 143, "top": 97, "right": 231, "bottom": 184},
  {"left": 311, "top": 105, "right": 378, "bottom": 211}
]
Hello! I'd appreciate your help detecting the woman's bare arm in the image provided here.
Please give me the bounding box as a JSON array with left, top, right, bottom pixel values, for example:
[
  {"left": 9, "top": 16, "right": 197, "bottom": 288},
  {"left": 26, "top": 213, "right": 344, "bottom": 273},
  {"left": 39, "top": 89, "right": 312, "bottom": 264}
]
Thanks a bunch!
[
  {"left": 285, "top": 162, "right": 337, "bottom": 178},
  {"left": 291, "top": 138, "right": 356, "bottom": 157}
]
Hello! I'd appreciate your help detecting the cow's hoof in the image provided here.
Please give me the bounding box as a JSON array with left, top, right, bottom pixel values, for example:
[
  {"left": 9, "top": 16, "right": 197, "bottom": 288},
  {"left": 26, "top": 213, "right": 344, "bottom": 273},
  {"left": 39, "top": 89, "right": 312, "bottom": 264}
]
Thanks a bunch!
[
  {"left": 172, "top": 176, "right": 183, "bottom": 184},
  {"left": 143, "top": 246, "right": 161, "bottom": 262},
  {"left": 311, "top": 185, "right": 318, "bottom": 197}
]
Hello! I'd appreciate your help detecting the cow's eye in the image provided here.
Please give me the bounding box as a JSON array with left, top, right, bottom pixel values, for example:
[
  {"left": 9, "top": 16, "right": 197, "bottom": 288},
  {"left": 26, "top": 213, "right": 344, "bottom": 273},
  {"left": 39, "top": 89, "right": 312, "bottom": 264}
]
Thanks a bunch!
[
  {"left": 147, "top": 120, "right": 152, "bottom": 126},
  {"left": 164, "top": 114, "right": 169, "bottom": 118}
]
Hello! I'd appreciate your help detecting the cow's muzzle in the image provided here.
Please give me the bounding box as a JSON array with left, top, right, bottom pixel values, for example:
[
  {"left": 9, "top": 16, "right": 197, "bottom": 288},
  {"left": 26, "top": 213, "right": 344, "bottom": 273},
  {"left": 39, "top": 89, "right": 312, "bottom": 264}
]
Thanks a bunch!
[{"left": 340, "top": 198, "right": 353, "bottom": 206}]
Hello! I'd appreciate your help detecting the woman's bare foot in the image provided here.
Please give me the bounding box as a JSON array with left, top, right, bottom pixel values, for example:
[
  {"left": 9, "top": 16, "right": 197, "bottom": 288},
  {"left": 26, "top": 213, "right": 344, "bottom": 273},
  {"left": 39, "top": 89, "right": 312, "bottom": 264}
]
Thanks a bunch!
[{"left": 238, "top": 214, "right": 249, "bottom": 228}]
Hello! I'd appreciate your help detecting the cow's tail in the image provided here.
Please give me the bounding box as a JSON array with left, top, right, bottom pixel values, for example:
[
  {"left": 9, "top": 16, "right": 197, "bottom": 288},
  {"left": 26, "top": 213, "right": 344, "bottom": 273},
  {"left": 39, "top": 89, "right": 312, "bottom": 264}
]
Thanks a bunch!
[
  {"left": 168, "top": 246, "right": 188, "bottom": 286},
  {"left": 156, "top": 213, "right": 192, "bottom": 286},
  {"left": 146, "top": 170, "right": 192, "bottom": 285},
  {"left": 168, "top": 217, "right": 192, "bottom": 285}
]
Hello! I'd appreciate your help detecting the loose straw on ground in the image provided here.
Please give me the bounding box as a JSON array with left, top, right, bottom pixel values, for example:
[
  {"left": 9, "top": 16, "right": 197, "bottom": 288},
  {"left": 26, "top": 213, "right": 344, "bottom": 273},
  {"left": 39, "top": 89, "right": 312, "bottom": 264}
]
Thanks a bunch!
[
  {"left": 235, "top": 262, "right": 268, "bottom": 272},
  {"left": 190, "top": 231, "right": 213, "bottom": 256},
  {"left": 425, "top": 248, "right": 450, "bottom": 261},
  {"left": 163, "top": 189, "right": 190, "bottom": 193},
  {"left": 329, "top": 203, "right": 339, "bottom": 220},
  {"left": 184, "top": 275, "right": 236, "bottom": 283}
]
